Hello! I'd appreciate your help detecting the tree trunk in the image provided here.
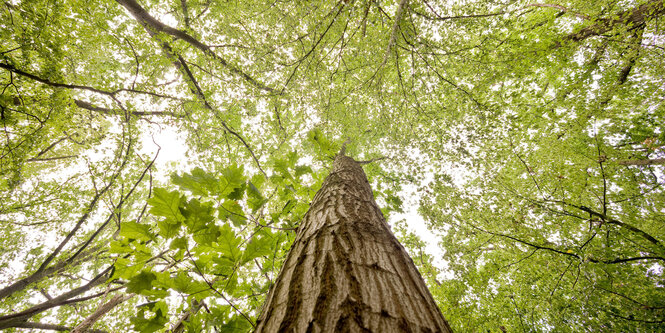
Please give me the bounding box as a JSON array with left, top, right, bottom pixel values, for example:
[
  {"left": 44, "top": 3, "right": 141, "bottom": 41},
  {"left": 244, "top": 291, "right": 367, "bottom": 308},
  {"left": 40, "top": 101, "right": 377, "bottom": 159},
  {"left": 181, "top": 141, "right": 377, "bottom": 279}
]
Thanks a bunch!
[
  {"left": 71, "top": 293, "right": 133, "bottom": 333},
  {"left": 255, "top": 154, "right": 452, "bottom": 332}
]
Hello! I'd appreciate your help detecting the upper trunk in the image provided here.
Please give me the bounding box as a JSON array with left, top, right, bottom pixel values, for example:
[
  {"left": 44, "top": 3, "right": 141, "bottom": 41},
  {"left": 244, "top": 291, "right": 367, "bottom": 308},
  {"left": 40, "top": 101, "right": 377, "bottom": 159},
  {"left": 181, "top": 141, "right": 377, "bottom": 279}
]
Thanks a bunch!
[{"left": 255, "top": 155, "right": 452, "bottom": 332}]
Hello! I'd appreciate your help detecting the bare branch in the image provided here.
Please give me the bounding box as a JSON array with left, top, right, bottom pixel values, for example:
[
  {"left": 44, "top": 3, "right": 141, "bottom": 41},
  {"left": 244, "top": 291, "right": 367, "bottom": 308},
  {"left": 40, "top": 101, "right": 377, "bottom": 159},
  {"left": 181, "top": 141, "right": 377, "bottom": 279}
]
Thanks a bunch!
[{"left": 379, "top": 0, "right": 409, "bottom": 70}]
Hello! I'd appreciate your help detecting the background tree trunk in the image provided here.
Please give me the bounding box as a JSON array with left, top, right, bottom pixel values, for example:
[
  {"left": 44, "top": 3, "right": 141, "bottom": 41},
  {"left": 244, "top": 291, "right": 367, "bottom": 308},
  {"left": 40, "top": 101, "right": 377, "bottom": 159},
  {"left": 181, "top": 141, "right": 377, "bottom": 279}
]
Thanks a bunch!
[
  {"left": 71, "top": 293, "right": 133, "bottom": 333},
  {"left": 255, "top": 155, "right": 452, "bottom": 332}
]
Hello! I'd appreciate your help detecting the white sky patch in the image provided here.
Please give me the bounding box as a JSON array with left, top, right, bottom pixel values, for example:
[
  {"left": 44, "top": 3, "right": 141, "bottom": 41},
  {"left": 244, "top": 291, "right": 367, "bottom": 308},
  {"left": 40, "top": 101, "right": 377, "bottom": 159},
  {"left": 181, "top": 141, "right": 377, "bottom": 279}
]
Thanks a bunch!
[
  {"left": 390, "top": 171, "right": 453, "bottom": 280},
  {"left": 138, "top": 123, "right": 189, "bottom": 182}
]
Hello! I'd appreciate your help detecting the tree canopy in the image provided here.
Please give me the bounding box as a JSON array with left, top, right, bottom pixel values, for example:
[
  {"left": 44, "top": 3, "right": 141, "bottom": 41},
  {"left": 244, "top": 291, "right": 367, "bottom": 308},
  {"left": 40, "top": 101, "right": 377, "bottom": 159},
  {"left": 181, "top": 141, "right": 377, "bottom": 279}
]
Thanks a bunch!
[{"left": 1, "top": 0, "right": 664, "bottom": 331}]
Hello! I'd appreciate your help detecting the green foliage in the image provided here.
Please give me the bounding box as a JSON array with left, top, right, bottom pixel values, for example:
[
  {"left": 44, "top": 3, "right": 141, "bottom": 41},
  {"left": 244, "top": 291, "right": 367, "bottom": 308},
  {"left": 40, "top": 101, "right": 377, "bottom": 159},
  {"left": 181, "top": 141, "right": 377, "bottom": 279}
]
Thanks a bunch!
[
  {"left": 2, "top": 0, "right": 664, "bottom": 331},
  {"left": 110, "top": 165, "right": 301, "bottom": 331},
  {"left": 131, "top": 301, "right": 169, "bottom": 333},
  {"left": 126, "top": 271, "right": 157, "bottom": 294}
]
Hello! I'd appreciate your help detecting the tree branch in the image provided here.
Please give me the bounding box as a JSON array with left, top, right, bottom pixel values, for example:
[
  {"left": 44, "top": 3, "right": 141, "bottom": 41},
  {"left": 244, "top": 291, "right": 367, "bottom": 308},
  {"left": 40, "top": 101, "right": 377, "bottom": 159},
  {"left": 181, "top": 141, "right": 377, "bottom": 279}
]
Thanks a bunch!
[
  {"left": 0, "top": 62, "right": 114, "bottom": 96},
  {"left": 27, "top": 155, "right": 78, "bottom": 162},
  {"left": 71, "top": 293, "right": 133, "bottom": 333},
  {"left": 74, "top": 99, "right": 179, "bottom": 118},
  {"left": 0, "top": 137, "right": 133, "bottom": 300},
  {"left": 415, "top": 0, "right": 505, "bottom": 21},
  {"left": 114, "top": 0, "right": 267, "bottom": 177},
  {"left": 0, "top": 246, "right": 101, "bottom": 300},
  {"left": 563, "top": 0, "right": 665, "bottom": 44},
  {"left": 0, "top": 267, "right": 112, "bottom": 329},
  {"left": 617, "top": 158, "right": 665, "bottom": 166},
  {"left": 0, "top": 62, "right": 180, "bottom": 100},
  {"left": 115, "top": 0, "right": 276, "bottom": 94},
  {"left": 169, "top": 300, "right": 203, "bottom": 333},
  {"left": 180, "top": 0, "right": 191, "bottom": 28},
  {"left": 34, "top": 138, "right": 132, "bottom": 273},
  {"left": 576, "top": 205, "right": 665, "bottom": 254},
  {"left": 15, "top": 322, "right": 107, "bottom": 333},
  {"left": 525, "top": 3, "right": 590, "bottom": 20},
  {"left": 379, "top": 0, "right": 409, "bottom": 69}
]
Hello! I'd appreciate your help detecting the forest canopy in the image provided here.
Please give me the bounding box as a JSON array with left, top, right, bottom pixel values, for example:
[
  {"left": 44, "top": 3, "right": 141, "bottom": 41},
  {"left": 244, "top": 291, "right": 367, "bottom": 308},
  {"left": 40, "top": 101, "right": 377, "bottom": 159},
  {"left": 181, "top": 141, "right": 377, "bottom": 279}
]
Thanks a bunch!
[{"left": 1, "top": 0, "right": 664, "bottom": 331}]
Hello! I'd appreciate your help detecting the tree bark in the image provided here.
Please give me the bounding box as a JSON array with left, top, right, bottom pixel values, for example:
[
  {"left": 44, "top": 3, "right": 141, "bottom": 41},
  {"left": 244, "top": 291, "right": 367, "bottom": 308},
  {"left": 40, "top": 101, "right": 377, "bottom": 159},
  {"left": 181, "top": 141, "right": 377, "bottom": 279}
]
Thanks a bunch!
[
  {"left": 0, "top": 268, "right": 111, "bottom": 329},
  {"left": 255, "top": 154, "right": 452, "bottom": 332},
  {"left": 563, "top": 0, "right": 665, "bottom": 43},
  {"left": 15, "top": 322, "right": 107, "bottom": 333},
  {"left": 71, "top": 293, "right": 133, "bottom": 333},
  {"left": 0, "top": 246, "right": 99, "bottom": 300},
  {"left": 617, "top": 158, "right": 665, "bottom": 166}
]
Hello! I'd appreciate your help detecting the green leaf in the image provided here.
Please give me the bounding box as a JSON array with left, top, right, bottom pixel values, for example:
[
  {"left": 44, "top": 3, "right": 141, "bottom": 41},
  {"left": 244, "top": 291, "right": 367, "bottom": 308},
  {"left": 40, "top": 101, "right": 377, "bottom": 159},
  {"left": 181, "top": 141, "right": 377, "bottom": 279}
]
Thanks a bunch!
[
  {"left": 241, "top": 234, "right": 273, "bottom": 265},
  {"left": 218, "top": 224, "right": 241, "bottom": 264},
  {"left": 147, "top": 188, "right": 184, "bottom": 221},
  {"left": 295, "top": 165, "right": 312, "bottom": 178},
  {"left": 247, "top": 181, "right": 266, "bottom": 212},
  {"left": 193, "top": 224, "right": 221, "bottom": 246},
  {"left": 171, "top": 167, "right": 219, "bottom": 196},
  {"left": 170, "top": 272, "right": 208, "bottom": 295},
  {"left": 169, "top": 236, "right": 188, "bottom": 250},
  {"left": 119, "top": 221, "right": 153, "bottom": 241},
  {"left": 387, "top": 194, "right": 404, "bottom": 213},
  {"left": 181, "top": 198, "right": 214, "bottom": 231},
  {"left": 171, "top": 272, "right": 193, "bottom": 293},
  {"left": 109, "top": 240, "right": 131, "bottom": 254},
  {"left": 220, "top": 164, "right": 246, "bottom": 198},
  {"left": 111, "top": 258, "right": 142, "bottom": 281},
  {"left": 157, "top": 218, "right": 181, "bottom": 239},
  {"left": 221, "top": 164, "right": 245, "bottom": 185},
  {"left": 218, "top": 316, "right": 252, "bottom": 333},
  {"left": 250, "top": 173, "right": 266, "bottom": 189},
  {"left": 307, "top": 128, "right": 336, "bottom": 156},
  {"left": 126, "top": 270, "right": 156, "bottom": 294},
  {"left": 273, "top": 158, "right": 293, "bottom": 181},
  {"left": 131, "top": 300, "right": 169, "bottom": 333},
  {"left": 206, "top": 305, "right": 231, "bottom": 326},
  {"left": 227, "top": 181, "right": 246, "bottom": 200},
  {"left": 219, "top": 200, "right": 247, "bottom": 227}
]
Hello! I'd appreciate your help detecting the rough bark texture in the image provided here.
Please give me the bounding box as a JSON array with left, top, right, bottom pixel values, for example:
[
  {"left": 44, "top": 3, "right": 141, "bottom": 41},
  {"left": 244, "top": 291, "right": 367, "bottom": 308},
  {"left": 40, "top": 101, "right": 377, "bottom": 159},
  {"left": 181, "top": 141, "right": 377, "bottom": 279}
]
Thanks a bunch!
[
  {"left": 255, "top": 155, "right": 452, "bottom": 332},
  {"left": 71, "top": 293, "right": 133, "bottom": 333}
]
